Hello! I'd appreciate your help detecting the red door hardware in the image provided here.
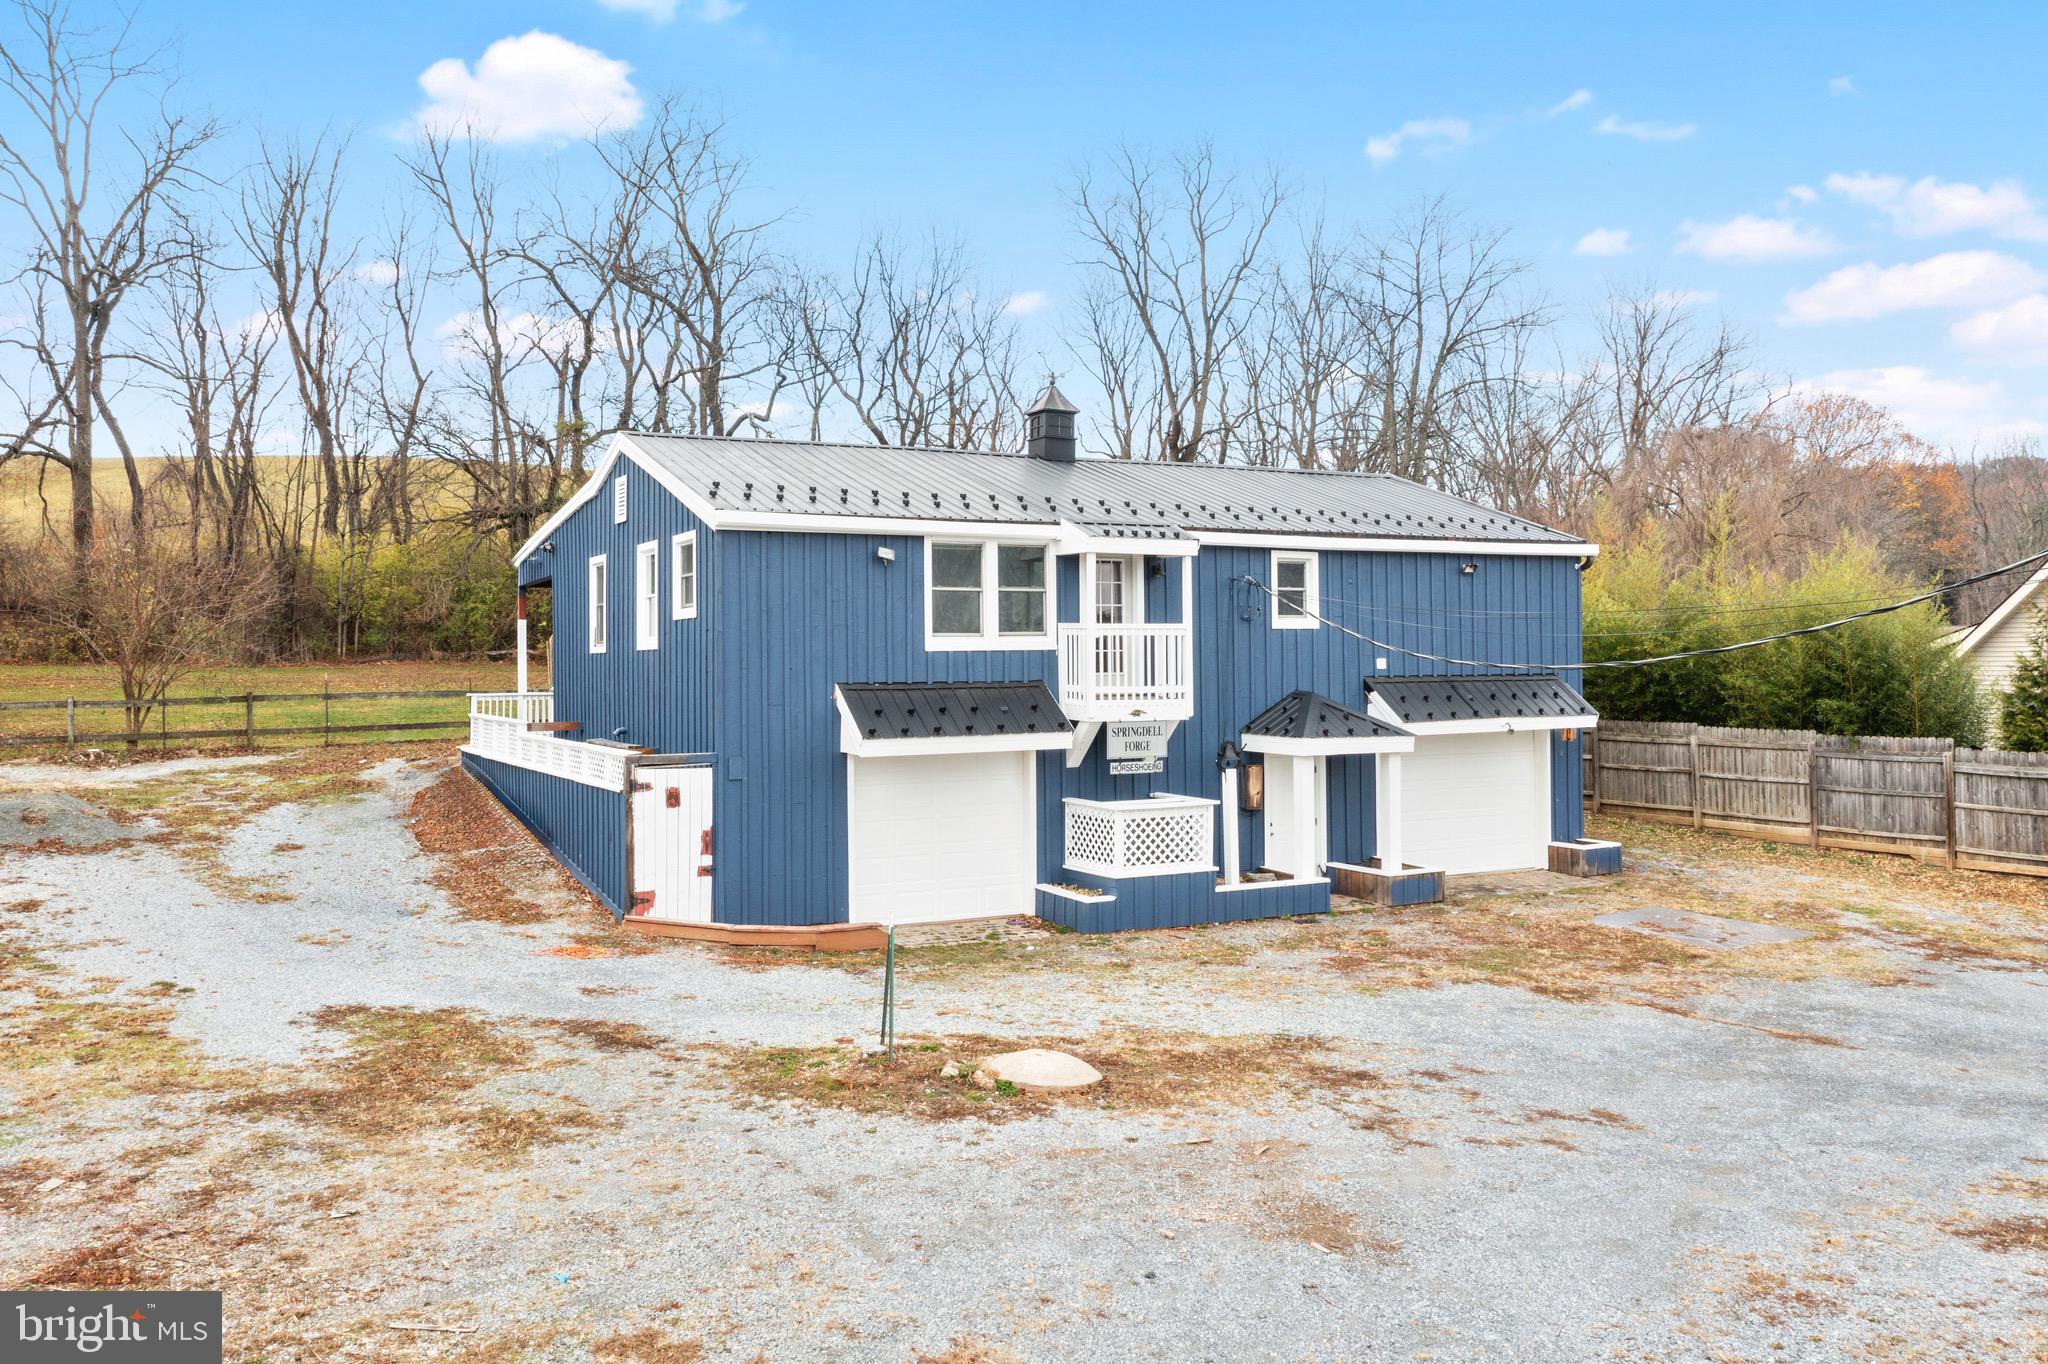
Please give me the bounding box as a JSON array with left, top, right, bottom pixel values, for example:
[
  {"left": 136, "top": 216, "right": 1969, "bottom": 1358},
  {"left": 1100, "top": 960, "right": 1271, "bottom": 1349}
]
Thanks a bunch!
[
  {"left": 665, "top": 786, "right": 681, "bottom": 808},
  {"left": 628, "top": 890, "right": 655, "bottom": 915}
]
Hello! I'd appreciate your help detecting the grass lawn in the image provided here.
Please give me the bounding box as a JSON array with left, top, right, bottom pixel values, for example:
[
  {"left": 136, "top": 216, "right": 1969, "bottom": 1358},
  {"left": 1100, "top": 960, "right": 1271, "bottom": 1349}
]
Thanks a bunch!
[{"left": 0, "top": 659, "right": 522, "bottom": 752}]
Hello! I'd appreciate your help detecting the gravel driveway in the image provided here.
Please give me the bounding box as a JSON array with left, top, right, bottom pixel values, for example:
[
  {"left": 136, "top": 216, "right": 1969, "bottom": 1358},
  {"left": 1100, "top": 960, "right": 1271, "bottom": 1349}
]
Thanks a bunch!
[{"left": 1, "top": 749, "right": 2044, "bottom": 1363}]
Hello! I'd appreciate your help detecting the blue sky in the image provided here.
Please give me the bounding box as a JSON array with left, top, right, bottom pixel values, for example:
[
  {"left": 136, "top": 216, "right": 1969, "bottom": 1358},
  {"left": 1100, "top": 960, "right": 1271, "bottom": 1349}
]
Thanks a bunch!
[{"left": 64, "top": 1, "right": 2048, "bottom": 447}]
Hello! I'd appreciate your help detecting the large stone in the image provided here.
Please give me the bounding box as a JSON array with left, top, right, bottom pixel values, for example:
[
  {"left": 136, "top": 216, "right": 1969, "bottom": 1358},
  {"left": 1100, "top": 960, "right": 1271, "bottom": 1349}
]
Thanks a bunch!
[{"left": 979, "top": 1048, "right": 1103, "bottom": 1091}]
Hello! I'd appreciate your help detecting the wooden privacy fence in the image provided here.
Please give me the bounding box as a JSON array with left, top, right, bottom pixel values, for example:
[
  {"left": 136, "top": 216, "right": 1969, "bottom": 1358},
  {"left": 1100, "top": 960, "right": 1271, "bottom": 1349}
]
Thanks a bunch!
[
  {"left": 1586, "top": 720, "right": 2048, "bottom": 877},
  {"left": 0, "top": 689, "right": 473, "bottom": 750}
]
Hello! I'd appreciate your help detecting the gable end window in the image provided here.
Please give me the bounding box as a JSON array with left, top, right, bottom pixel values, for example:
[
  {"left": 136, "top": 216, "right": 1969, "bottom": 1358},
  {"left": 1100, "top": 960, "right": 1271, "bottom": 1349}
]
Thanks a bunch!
[
  {"left": 635, "top": 541, "right": 660, "bottom": 650},
  {"left": 588, "top": 554, "right": 609, "bottom": 653},
  {"left": 926, "top": 539, "right": 1052, "bottom": 650},
  {"left": 1271, "top": 551, "right": 1319, "bottom": 630},
  {"left": 671, "top": 531, "right": 698, "bottom": 620},
  {"left": 613, "top": 475, "right": 628, "bottom": 523}
]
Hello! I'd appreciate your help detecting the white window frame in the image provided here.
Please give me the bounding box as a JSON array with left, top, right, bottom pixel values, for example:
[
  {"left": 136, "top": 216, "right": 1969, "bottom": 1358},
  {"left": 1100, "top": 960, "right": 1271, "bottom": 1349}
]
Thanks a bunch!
[
  {"left": 634, "top": 540, "right": 660, "bottom": 651},
  {"left": 612, "top": 475, "right": 628, "bottom": 523},
  {"left": 587, "top": 554, "right": 609, "bottom": 654},
  {"left": 1271, "top": 550, "right": 1319, "bottom": 630},
  {"left": 923, "top": 537, "right": 1056, "bottom": 652},
  {"left": 671, "top": 531, "right": 698, "bottom": 620}
]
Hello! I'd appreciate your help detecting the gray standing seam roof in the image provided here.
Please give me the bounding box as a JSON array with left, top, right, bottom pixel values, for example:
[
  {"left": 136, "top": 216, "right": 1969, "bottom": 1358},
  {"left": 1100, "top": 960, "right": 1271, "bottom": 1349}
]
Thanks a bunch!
[
  {"left": 1244, "top": 691, "right": 1412, "bottom": 743},
  {"left": 625, "top": 433, "right": 1583, "bottom": 546},
  {"left": 836, "top": 681, "right": 1073, "bottom": 741},
  {"left": 1364, "top": 674, "right": 1595, "bottom": 725}
]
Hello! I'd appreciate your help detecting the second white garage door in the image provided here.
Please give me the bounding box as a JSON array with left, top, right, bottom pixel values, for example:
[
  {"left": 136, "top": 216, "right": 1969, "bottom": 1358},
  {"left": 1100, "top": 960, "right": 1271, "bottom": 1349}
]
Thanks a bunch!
[
  {"left": 849, "top": 751, "right": 1034, "bottom": 925},
  {"left": 1399, "top": 730, "right": 1550, "bottom": 874}
]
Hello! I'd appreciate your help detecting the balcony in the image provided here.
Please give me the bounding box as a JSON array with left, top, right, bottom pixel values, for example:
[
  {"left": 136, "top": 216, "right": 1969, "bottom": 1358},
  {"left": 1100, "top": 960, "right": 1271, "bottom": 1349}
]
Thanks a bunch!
[
  {"left": 1057, "top": 623, "right": 1194, "bottom": 722},
  {"left": 465, "top": 692, "right": 633, "bottom": 790}
]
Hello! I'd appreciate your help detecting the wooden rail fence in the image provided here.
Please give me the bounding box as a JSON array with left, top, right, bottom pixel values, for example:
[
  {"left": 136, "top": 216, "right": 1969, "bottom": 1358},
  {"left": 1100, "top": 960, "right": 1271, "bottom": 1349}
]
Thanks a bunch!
[
  {"left": 0, "top": 689, "right": 474, "bottom": 750},
  {"left": 1585, "top": 721, "right": 2048, "bottom": 877}
]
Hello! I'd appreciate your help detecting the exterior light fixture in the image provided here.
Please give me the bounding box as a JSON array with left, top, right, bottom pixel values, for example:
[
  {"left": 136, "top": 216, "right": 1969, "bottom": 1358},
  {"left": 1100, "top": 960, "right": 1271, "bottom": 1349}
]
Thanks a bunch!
[{"left": 876, "top": 546, "right": 897, "bottom": 563}]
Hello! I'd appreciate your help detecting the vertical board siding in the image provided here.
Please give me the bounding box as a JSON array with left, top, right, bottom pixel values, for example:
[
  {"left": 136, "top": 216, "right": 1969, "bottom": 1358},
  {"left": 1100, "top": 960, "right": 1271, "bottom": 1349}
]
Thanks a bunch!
[{"left": 463, "top": 751, "right": 626, "bottom": 915}]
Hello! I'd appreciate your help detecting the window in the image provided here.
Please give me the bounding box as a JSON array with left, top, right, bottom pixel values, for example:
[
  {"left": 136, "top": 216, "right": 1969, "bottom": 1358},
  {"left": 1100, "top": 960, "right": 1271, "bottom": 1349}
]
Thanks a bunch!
[
  {"left": 997, "top": 545, "right": 1046, "bottom": 635},
  {"left": 587, "top": 555, "right": 608, "bottom": 653},
  {"left": 635, "top": 541, "right": 659, "bottom": 650},
  {"left": 1271, "top": 551, "right": 1318, "bottom": 630},
  {"left": 671, "top": 531, "right": 698, "bottom": 620},
  {"left": 926, "top": 539, "right": 1054, "bottom": 650},
  {"left": 1093, "top": 557, "right": 1127, "bottom": 625}
]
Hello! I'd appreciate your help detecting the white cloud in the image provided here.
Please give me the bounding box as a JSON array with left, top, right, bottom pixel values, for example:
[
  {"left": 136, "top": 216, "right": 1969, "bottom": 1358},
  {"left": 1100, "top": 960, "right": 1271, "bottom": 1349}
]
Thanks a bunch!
[
  {"left": 1828, "top": 75, "right": 1855, "bottom": 96},
  {"left": 354, "top": 259, "right": 399, "bottom": 286},
  {"left": 1825, "top": 171, "right": 2048, "bottom": 242},
  {"left": 1782, "top": 251, "right": 2047, "bottom": 323},
  {"left": 1785, "top": 183, "right": 1818, "bottom": 205},
  {"left": 1676, "top": 214, "right": 1836, "bottom": 262},
  {"left": 1791, "top": 365, "right": 2039, "bottom": 443},
  {"left": 1594, "top": 114, "right": 1695, "bottom": 142},
  {"left": 414, "top": 32, "right": 642, "bottom": 144},
  {"left": 1573, "top": 227, "right": 1632, "bottom": 257},
  {"left": 436, "top": 308, "right": 596, "bottom": 363},
  {"left": 1365, "top": 117, "right": 1470, "bottom": 166},
  {"left": 1546, "top": 89, "right": 1593, "bottom": 117},
  {"left": 1002, "top": 290, "right": 1051, "bottom": 317},
  {"left": 1953, "top": 294, "right": 2048, "bottom": 365}
]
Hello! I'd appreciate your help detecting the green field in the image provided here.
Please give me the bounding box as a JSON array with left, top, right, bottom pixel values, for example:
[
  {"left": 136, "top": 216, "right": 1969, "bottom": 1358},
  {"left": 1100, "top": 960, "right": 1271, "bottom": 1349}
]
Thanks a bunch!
[{"left": 0, "top": 659, "right": 522, "bottom": 753}]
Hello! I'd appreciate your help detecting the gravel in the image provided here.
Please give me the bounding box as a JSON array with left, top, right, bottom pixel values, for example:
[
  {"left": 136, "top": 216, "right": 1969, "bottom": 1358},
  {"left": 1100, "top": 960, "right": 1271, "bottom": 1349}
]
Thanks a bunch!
[{"left": 2, "top": 753, "right": 2044, "bottom": 1362}]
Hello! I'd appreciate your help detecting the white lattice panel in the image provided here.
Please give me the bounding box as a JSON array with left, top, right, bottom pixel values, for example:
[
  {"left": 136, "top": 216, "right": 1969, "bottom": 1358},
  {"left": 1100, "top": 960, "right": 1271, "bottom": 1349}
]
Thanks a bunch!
[{"left": 1063, "top": 795, "right": 1217, "bottom": 878}]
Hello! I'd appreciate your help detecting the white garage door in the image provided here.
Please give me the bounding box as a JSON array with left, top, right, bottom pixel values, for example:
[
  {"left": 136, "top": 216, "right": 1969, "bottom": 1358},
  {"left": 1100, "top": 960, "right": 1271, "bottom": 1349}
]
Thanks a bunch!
[
  {"left": 849, "top": 751, "right": 1034, "bottom": 925},
  {"left": 1400, "top": 731, "right": 1549, "bottom": 874}
]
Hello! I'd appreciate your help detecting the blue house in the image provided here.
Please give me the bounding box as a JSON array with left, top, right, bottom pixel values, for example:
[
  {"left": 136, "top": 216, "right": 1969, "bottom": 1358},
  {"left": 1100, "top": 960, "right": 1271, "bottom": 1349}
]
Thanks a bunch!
[{"left": 461, "top": 385, "right": 1614, "bottom": 939}]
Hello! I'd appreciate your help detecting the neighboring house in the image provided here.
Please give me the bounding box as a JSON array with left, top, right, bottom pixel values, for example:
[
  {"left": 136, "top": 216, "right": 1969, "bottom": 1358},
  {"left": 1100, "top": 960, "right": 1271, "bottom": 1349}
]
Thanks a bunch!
[
  {"left": 459, "top": 384, "right": 1613, "bottom": 939},
  {"left": 1949, "top": 564, "right": 2048, "bottom": 714}
]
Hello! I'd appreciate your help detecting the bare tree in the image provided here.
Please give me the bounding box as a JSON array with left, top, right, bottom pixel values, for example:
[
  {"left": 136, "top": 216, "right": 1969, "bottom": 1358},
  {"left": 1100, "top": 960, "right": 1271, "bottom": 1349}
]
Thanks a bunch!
[
  {"left": 1070, "top": 143, "right": 1285, "bottom": 462},
  {"left": 0, "top": 0, "right": 219, "bottom": 557},
  {"left": 1594, "top": 285, "right": 1760, "bottom": 470}
]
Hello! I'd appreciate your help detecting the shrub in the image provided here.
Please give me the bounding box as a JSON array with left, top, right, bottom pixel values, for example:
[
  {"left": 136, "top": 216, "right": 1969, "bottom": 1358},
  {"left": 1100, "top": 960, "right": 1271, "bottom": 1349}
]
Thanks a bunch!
[{"left": 1996, "top": 612, "right": 2048, "bottom": 752}]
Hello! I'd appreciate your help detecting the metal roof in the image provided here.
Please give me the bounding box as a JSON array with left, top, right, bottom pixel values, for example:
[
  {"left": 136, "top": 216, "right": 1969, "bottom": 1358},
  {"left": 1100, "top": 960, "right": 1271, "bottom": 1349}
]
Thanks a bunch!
[
  {"left": 835, "top": 681, "right": 1073, "bottom": 741},
  {"left": 624, "top": 433, "right": 1583, "bottom": 545},
  {"left": 1244, "top": 690, "right": 1412, "bottom": 743},
  {"left": 1025, "top": 380, "right": 1080, "bottom": 415},
  {"left": 1365, "top": 674, "right": 1594, "bottom": 725}
]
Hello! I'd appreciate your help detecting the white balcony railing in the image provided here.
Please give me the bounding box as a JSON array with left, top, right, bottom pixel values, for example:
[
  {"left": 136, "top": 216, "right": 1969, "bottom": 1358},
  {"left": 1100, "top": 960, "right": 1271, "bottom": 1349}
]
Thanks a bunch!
[
  {"left": 1064, "top": 794, "right": 1218, "bottom": 878},
  {"left": 1057, "top": 623, "right": 1194, "bottom": 719},
  {"left": 464, "top": 692, "right": 632, "bottom": 791}
]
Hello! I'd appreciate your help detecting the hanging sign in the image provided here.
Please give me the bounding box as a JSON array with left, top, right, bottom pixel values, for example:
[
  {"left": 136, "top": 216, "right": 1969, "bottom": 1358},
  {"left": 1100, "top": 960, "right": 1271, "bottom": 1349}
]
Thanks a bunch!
[
  {"left": 1106, "top": 720, "right": 1174, "bottom": 761},
  {"left": 1110, "top": 758, "right": 1163, "bottom": 777}
]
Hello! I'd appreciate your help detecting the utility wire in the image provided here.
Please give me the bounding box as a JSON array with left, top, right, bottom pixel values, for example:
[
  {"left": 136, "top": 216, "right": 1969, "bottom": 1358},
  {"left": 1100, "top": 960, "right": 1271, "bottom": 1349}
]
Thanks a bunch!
[{"left": 1238, "top": 547, "right": 2048, "bottom": 673}]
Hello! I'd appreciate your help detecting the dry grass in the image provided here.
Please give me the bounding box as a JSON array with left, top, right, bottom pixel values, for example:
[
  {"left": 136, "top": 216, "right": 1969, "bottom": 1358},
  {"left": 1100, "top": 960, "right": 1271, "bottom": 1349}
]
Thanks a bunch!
[
  {"left": 0, "top": 999, "right": 216, "bottom": 1108},
  {"left": 1736, "top": 1266, "right": 1845, "bottom": 1326},
  {"left": 714, "top": 1031, "right": 1395, "bottom": 1125},
  {"left": 1252, "top": 1192, "right": 1398, "bottom": 1257},
  {"left": 913, "top": 1338, "right": 1023, "bottom": 1364},
  {"left": 405, "top": 765, "right": 609, "bottom": 928},
  {"left": 1942, "top": 1215, "right": 2048, "bottom": 1254},
  {"left": 591, "top": 1328, "right": 708, "bottom": 1363}
]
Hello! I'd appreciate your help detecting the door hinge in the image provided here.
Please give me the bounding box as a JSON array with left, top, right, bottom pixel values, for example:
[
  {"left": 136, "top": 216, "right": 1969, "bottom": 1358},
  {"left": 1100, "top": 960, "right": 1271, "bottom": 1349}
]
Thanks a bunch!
[
  {"left": 665, "top": 786, "right": 681, "bottom": 808},
  {"left": 631, "top": 780, "right": 653, "bottom": 793},
  {"left": 628, "top": 890, "right": 655, "bottom": 914}
]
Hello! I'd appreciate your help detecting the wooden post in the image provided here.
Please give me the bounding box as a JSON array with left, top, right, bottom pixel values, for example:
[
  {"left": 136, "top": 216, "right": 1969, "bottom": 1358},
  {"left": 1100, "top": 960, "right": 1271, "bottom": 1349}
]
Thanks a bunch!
[
  {"left": 244, "top": 692, "right": 255, "bottom": 750},
  {"left": 323, "top": 679, "right": 332, "bottom": 747},
  {"left": 1689, "top": 729, "right": 1703, "bottom": 829},
  {"left": 64, "top": 698, "right": 75, "bottom": 752},
  {"left": 515, "top": 589, "right": 530, "bottom": 696},
  {"left": 1941, "top": 744, "right": 1957, "bottom": 870},
  {"left": 1220, "top": 767, "right": 1241, "bottom": 886},
  {"left": 1588, "top": 730, "right": 1600, "bottom": 816},
  {"left": 1806, "top": 739, "right": 1821, "bottom": 849}
]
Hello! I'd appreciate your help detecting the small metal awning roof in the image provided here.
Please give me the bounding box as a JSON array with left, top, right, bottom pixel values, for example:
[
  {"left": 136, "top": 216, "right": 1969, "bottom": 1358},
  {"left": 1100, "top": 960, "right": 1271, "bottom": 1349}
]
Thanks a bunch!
[
  {"left": 1364, "top": 674, "right": 1597, "bottom": 736},
  {"left": 1241, "top": 690, "right": 1414, "bottom": 755},
  {"left": 833, "top": 681, "right": 1075, "bottom": 758}
]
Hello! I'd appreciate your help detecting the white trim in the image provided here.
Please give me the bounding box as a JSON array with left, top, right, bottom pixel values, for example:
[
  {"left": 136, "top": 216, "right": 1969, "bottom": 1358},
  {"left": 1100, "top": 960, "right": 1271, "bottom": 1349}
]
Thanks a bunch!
[
  {"left": 612, "top": 474, "right": 629, "bottom": 523},
  {"left": 1214, "top": 875, "right": 1330, "bottom": 895},
  {"left": 832, "top": 686, "right": 1072, "bottom": 757},
  {"left": 670, "top": 531, "right": 699, "bottom": 620},
  {"left": 1361, "top": 690, "right": 1594, "bottom": 736},
  {"left": 1952, "top": 563, "right": 2048, "bottom": 657},
  {"left": 516, "top": 435, "right": 725, "bottom": 565},
  {"left": 1035, "top": 882, "right": 1116, "bottom": 904},
  {"left": 845, "top": 748, "right": 1040, "bottom": 926},
  {"left": 587, "top": 554, "right": 608, "bottom": 654},
  {"left": 634, "top": 540, "right": 660, "bottom": 651},
  {"left": 1065, "top": 720, "right": 1102, "bottom": 768},
  {"left": 1056, "top": 529, "right": 1201, "bottom": 558},
  {"left": 923, "top": 537, "right": 1057, "bottom": 653},
  {"left": 1197, "top": 529, "right": 1597, "bottom": 558},
  {"left": 1270, "top": 550, "right": 1319, "bottom": 630},
  {"left": 1242, "top": 731, "right": 1413, "bottom": 756}
]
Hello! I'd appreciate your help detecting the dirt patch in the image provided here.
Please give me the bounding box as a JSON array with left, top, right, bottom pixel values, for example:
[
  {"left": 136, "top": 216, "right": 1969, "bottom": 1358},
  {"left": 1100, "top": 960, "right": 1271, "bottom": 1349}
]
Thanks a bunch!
[
  {"left": 405, "top": 766, "right": 609, "bottom": 928},
  {"left": 1943, "top": 1214, "right": 2048, "bottom": 1254},
  {"left": 592, "top": 1328, "right": 707, "bottom": 1363},
  {"left": 913, "top": 1337, "right": 1023, "bottom": 1364},
  {"left": 217, "top": 1006, "right": 628, "bottom": 1157},
  {"left": 713, "top": 1032, "right": 1399, "bottom": 1126},
  {"left": 540, "top": 1017, "right": 669, "bottom": 1053},
  {"left": 1736, "top": 1266, "right": 1845, "bottom": 1325},
  {"left": 1251, "top": 1192, "right": 1397, "bottom": 1257}
]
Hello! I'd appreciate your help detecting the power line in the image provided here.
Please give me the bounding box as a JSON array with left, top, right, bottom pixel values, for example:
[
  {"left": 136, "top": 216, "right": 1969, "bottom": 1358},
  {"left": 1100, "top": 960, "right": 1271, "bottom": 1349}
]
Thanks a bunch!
[{"left": 1239, "top": 547, "right": 2048, "bottom": 672}]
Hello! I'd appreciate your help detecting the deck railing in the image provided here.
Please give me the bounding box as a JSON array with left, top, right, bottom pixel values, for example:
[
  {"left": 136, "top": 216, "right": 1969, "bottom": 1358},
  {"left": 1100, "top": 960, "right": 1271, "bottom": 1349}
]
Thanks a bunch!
[
  {"left": 1057, "top": 623, "right": 1193, "bottom": 719},
  {"left": 464, "top": 692, "right": 631, "bottom": 790},
  {"left": 1063, "top": 793, "right": 1217, "bottom": 878}
]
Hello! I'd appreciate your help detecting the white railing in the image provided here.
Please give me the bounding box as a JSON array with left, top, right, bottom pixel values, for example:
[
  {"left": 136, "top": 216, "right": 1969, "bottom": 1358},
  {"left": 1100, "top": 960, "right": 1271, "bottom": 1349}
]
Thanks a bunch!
[
  {"left": 1057, "top": 623, "right": 1194, "bottom": 718},
  {"left": 1064, "top": 794, "right": 1218, "bottom": 878},
  {"left": 464, "top": 692, "right": 632, "bottom": 791}
]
